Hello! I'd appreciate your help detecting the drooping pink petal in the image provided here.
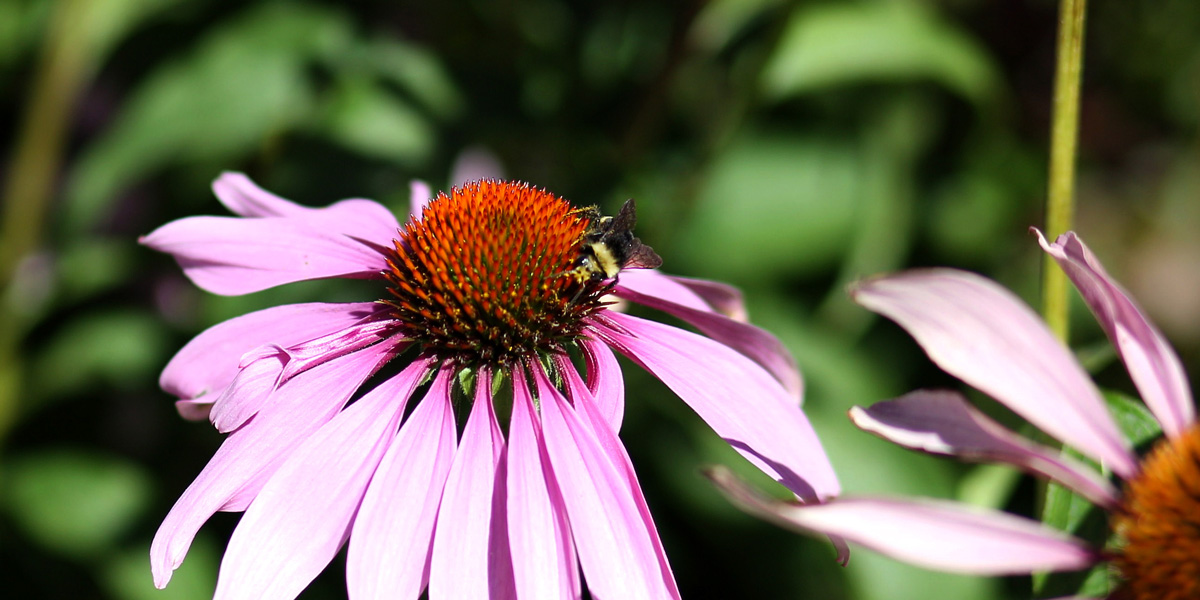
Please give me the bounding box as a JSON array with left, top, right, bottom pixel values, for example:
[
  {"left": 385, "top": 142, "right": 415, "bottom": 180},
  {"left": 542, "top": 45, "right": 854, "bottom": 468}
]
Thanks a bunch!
[
  {"left": 208, "top": 345, "right": 287, "bottom": 433},
  {"left": 576, "top": 336, "right": 624, "bottom": 431},
  {"left": 614, "top": 277, "right": 803, "bottom": 401},
  {"left": 141, "top": 215, "right": 391, "bottom": 296},
  {"left": 429, "top": 368, "right": 516, "bottom": 599},
  {"left": 209, "top": 320, "right": 398, "bottom": 434},
  {"left": 534, "top": 365, "right": 680, "bottom": 600},
  {"left": 616, "top": 269, "right": 712, "bottom": 311},
  {"left": 557, "top": 363, "right": 681, "bottom": 598},
  {"left": 1037, "top": 229, "right": 1196, "bottom": 438},
  {"left": 851, "top": 390, "right": 1120, "bottom": 509},
  {"left": 852, "top": 269, "right": 1138, "bottom": 479},
  {"left": 706, "top": 467, "right": 1099, "bottom": 575},
  {"left": 664, "top": 274, "right": 749, "bottom": 321},
  {"left": 212, "top": 358, "right": 431, "bottom": 600},
  {"left": 591, "top": 312, "right": 839, "bottom": 502},
  {"left": 212, "top": 172, "right": 403, "bottom": 249},
  {"left": 149, "top": 343, "right": 393, "bottom": 588},
  {"left": 346, "top": 367, "right": 458, "bottom": 599},
  {"left": 160, "top": 302, "right": 384, "bottom": 403},
  {"left": 506, "top": 370, "right": 580, "bottom": 600}
]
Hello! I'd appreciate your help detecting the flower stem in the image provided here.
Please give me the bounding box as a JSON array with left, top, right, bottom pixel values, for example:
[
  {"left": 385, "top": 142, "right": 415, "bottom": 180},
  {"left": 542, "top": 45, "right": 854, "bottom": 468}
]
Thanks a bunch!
[{"left": 1042, "top": 0, "right": 1087, "bottom": 343}]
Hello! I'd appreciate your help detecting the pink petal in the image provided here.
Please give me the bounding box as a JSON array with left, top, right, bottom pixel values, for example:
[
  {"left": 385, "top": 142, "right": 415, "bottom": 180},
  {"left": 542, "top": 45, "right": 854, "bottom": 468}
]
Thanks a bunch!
[
  {"left": 1037, "top": 229, "right": 1195, "bottom": 438},
  {"left": 409, "top": 180, "right": 432, "bottom": 219},
  {"left": 851, "top": 390, "right": 1120, "bottom": 509},
  {"left": 707, "top": 467, "right": 1099, "bottom": 575},
  {"left": 346, "top": 367, "right": 458, "bottom": 599},
  {"left": 557, "top": 363, "right": 681, "bottom": 597},
  {"left": 576, "top": 336, "right": 624, "bottom": 431},
  {"left": 212, "top": 358, "right": 431, "bottom": 600},
  {"left": 175, "top": 398, "right": 212, "bottom": 421},
  {"left": 212, "top": 173, "right": 308, "bottom": 218},
  {"left": 150, "top": 344, "right": 392, "bottom": 588},
  {"left": 213, "top": 172, "right": 403, "bottom": 249},
  {"left": 209, "top": 320, "right": 398, "bottom": 433},
  {"left": 161, "top": 302, "right": 384, "bottom": 403},
  {"left": 506, "top": 371, "right": 580, "bottom": 600},
  {"left": 141, "top": 215, "right": 391, "bottom": 296},
  {"left": 429, "top": 368, "right": 516, "bottom": 599},
  {"left": 852, "top": 269, "right": 1138, "bottom": 479},
  {"left": 614, "top": 275, "right": 803, "bottom": 400},
  {"left": 665, "top": 274, "right": 749, "bottom": 321},
  {"left": 591, "top": 312, "right": 839, "bottom": 502},
  {"left": 208, "top": 345, "right": 287, "bottom": 433},
  {"left": 534, "top": 365, "right": 680, "bottom": 600}
]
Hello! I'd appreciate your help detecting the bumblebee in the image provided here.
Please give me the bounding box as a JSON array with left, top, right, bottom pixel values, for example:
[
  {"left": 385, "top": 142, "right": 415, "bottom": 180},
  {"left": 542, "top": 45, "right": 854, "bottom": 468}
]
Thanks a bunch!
[{"left": 569, "top": 199, "right": 662, "bottom": 284}]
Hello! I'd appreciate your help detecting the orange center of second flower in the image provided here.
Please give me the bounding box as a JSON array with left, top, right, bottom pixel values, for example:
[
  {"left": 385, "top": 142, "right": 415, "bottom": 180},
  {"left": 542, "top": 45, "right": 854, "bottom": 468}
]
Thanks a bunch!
[
  {"left": 1112, "top": 423, "right": 1200, "bottom": 600},
  {"left": 382, "top": 180, "right": 610, "bottom": 366}
]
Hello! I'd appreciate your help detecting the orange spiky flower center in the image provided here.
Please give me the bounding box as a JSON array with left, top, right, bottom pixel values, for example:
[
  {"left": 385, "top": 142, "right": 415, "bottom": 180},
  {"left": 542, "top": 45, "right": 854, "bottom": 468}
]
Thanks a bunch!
[
  {"left": 1112, "top": 423, "right": 1200, "bottom": 600},
  {"left": 382, "top": 180, "right": 610, "bottom": 366}
]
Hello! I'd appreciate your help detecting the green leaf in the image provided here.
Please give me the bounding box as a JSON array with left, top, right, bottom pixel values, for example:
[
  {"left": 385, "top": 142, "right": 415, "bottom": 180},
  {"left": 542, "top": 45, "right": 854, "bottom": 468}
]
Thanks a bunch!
[
  {"left": 674, "top": 131, "right": 862, "bottom": 281},
  {"left": 360, "top": 38, "right": 464, "bottom": 121},
  {"left": 4, "top": 450, "right": 152, "bottom": 559},
  {"left": 318, "top": 77, "right": 434, "bottom": 165},
  {"left": 29, "top": 311, "right": 169, "bottom": 403},
  {"left": 101, "top": 535, "right": 219, "bottom": 600},
  {"left": 762, "top": 2, "right": 1000, "bottom": 106},
  {"left": 1104, "top": 389, "right": 1163, "bottom": 450},
  {"left": 65, "top": 3, "right": 353, "bottom": 232}
]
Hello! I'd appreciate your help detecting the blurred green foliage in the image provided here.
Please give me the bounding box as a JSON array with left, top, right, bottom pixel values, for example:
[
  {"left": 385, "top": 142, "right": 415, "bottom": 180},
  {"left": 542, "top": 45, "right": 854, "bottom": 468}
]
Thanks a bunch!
[{"left": 3, "top": 0, "right": 1199, "bottom": 599}]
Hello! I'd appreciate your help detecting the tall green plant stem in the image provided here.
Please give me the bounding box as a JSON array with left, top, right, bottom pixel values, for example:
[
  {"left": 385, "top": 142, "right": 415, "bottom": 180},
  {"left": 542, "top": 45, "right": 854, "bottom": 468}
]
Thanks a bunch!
[
  {"left": 1042, "top": 0, "right": 1087, "bottom": 343},
  {"left": 0, "top": 0, "right": 93, "bottom": 446}
]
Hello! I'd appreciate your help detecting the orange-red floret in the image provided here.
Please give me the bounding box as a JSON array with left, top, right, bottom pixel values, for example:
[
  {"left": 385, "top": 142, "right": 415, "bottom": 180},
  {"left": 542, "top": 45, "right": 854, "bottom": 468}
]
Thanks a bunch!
[
  {"left": 382, "top": 180, "right": 609, "bottom": 366},
  {"left": 1113, "top": 423, "right": 1200, "bottom": 600}
]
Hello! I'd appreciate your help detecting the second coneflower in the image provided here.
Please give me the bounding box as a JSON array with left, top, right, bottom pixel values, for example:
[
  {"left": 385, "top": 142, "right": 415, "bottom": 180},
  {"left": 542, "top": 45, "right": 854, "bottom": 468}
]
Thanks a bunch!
[
  {"left": 143, "top": 174, "right": 840, "bottom": 600},
  {"left": 710, "top": 231, "right": 1199, "bottom": 600}
]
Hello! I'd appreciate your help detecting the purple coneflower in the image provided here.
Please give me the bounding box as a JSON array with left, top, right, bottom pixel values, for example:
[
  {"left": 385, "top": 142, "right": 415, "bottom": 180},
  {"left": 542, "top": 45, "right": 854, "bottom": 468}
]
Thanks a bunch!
[
  {"left": 710, "top": 231, "right": 1200, "bottom": 600},
  {"left": 143, "top": 174, "right": 839, "bottom": 599}
]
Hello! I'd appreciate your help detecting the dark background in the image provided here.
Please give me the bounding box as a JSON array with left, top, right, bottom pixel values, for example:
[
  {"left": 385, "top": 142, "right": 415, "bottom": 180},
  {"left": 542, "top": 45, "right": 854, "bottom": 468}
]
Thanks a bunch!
[{"left": 2, "top": 0, "right": 1198, "bottom": 598}]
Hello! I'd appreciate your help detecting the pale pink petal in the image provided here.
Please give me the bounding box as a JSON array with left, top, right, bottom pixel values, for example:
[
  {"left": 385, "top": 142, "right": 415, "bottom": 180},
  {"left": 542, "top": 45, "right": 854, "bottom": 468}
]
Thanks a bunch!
[
  {"left": 707, "top": 467, "right": 1099, "bottom": 575},
  {"left": 212, "top": 173, "right": 403, "bottom": 249},
  {"left": 429, "top": 369, "right": 516, "bottom": 599},
  {"left": 141, "top": 215, "right": 392, "bottom": 296},
  {"left": 852, "top": 269, "right": 1138, "bottom": 479},
  {"left": 346, "top": 367, "right": 458, "bottom": 599},
  {"left": 212, "top": 173, "right": 307, "bottom": 218},
  {"left": 209, "top": 320, "right": 398, "bottom": 434},
  {"left": 616, "top": 269, "right": 711, "bottom": 312},
  {"left": 175, "top": 398, "right": 212, "bottom": 421},
  {"left": 614, "top": 276, "right": 803, "bottom": 401},
  {"left": 409, "top": 180, "right": 432, "bottom": 219},
  {"left": 534, "top": 365, "right": 680, "bottom": 600},
  {"left": 212, "top": 358, "right": 431, "bottom": 600},
  {"left": 161, "top": 302, "right": 383, "bottom": 403},
  {"left": 450, "top": 146, "right": 506, "bottom": 186},
  {"left": 557, "top": 364, "right": 681, "bottom": 597},
  {"left": 150, "top": 343, "right": 393, "bottom": 588},
  {"left": 577, "top": 336, "right": 624, "bottom": 431},
  {"left": 592, "top": 312, "right": 839, "bottom": 501},
  {"left": 208, "top": 346, "right": 287, "bottom": 433},
  {"left": 665, "top": 274, "right": 749, "bottom": 321},
  {"left": 851, "top": 390, "right": 1120, "bottom": 509},
  {"left": 506, "top": 371, "right": 580, "bottom": 600},
  {"left": 1037, "top": 229, "right": 1195, "bottom": 438}
]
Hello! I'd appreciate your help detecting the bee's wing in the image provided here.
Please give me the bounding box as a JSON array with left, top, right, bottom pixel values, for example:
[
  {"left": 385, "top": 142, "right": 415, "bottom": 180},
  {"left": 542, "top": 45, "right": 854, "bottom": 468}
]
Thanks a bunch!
[
  {"left": 623, "top": 238, "right": 663, "bottom": 270},
  {"left": 608, "top": 199, "right": 637, "bottom": 231}
]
